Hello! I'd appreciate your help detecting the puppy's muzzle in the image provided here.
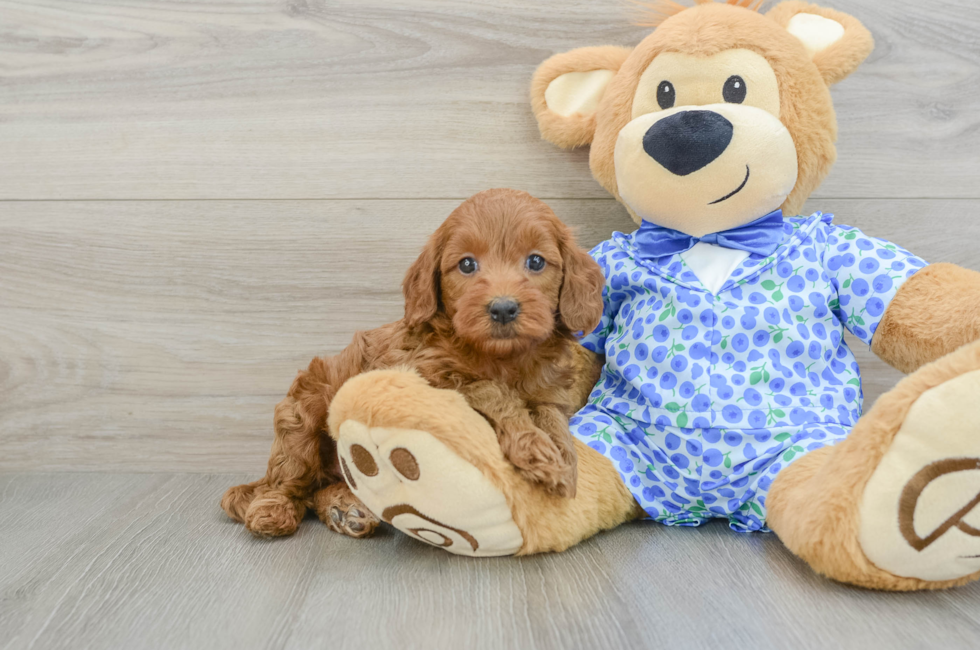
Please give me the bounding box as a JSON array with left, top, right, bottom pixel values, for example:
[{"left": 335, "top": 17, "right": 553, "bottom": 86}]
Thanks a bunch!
[
  {"left": 642, "top": 110, "right": 734, "bottom": 176},
  {"left": 487, "top": 298, "right": 520, "bottom": 325}
]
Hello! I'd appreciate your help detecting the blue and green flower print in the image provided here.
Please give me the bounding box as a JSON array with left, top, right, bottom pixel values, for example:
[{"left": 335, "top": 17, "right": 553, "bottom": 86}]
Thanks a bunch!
[{"left": 570, "top": 213, "right": 927, "bottom": 532}]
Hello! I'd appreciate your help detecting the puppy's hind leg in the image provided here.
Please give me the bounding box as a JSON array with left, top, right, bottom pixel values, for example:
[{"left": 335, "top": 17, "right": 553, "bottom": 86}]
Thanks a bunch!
[
  {"left": 221, "top": 478, "right": 267, "bottom": 523},
  {"left": 314, "top": 483, "right": 380, "bottom": 539},
  {"left": 243, "top": 379, "right": 329, "bottom": 537}
]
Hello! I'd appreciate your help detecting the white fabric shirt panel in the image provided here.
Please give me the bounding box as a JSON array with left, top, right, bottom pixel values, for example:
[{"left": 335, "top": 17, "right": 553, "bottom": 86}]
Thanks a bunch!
[{"left": 678, "top": 242, "right": 751, "bottom": 294}]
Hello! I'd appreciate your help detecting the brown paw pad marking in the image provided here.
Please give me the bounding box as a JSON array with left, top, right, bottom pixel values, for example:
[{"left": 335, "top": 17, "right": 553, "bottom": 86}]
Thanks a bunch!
[
  {"left": 900, "top": 458, "right": 980, "bottom": 552},
  {"left": 389, "top": 448, "right": 419, "bottom": 481},
  {"left": 350, "top": 444, "right": 378, "bottom": 476},
  {"left": 341, "top": 457, "right": 357, "bottom": 489},
  {"left": 382, "top": 503, "right": 477, "bottom": 552}
]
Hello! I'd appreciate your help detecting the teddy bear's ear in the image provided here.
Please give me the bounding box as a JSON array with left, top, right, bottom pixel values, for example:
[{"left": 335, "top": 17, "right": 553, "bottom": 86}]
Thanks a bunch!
[
  {"left": 767, "top": 1, "right": 874, "bottom": 86},
  {"left": 531, "top": 46, "right": 632, "bottom": 149}
]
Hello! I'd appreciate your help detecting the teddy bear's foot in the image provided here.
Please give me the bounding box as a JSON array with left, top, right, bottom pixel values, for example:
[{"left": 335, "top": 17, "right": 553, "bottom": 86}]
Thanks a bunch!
[
  {"left": 768, "top": 340, "right": 980, "bottom": 590},
  {"left": 335, "top": 419, "right": 524, "bottom": 556},
  {"left": 859, "top": 358, "right": 980, "bottom": 582},
  {"left": 327, "top": 368, "right": 642, "bottom": 557}
]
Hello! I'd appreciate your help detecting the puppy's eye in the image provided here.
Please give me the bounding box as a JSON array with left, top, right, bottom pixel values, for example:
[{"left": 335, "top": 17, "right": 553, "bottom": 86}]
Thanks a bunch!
[
  {"left": 723, "top": 75, "right": 746, "bottom": 104},
  {"left": 458, "top": 257, "right": 478, "bottom": 275},
  {"left": 526, "top": 254, "right": 546, "bottom": 272},
  {"left": 657, "top": 81, "right": 675, "bottom": 110}
]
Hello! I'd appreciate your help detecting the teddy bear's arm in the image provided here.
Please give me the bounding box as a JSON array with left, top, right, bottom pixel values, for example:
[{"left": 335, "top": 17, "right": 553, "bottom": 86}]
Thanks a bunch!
[{"left": 872, "top": 263, "right": 980, "bottom": 373}]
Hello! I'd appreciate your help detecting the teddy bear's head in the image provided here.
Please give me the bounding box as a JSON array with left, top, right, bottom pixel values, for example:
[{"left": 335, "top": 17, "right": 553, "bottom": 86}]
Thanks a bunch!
[{"left": 531, "top": 0, "right": 873, "bottom": 237}]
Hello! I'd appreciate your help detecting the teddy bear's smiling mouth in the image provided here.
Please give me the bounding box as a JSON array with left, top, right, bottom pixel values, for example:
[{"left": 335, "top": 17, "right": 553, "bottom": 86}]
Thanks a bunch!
[{"left": 708, "top": 165, "right": 750, "bottom": 205}]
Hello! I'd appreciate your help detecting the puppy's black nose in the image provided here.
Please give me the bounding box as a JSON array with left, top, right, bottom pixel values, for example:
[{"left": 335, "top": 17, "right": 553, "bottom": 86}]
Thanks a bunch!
[
  {"left": 642, "top": 110, "right": 733, "bottom": 176},
  {"left": 487, "top": 298, "right": 520, "bottom": 325}
]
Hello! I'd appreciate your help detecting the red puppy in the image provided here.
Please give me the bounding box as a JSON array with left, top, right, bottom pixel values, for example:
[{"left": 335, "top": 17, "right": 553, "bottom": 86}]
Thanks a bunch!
[{"left": 221, "top": 189, "right": 604, "bottom": 538}]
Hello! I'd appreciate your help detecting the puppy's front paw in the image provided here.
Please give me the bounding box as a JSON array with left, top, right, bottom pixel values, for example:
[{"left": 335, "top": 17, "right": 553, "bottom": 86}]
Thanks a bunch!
[
  {"left": 244, "top": 493, "right": 303, "bottom": 538},
  {"left": 314, "top": 483, "right": 380, "bottom": 539},
  {"left": 503, "top": 428, "right": 578, "bottom": 498}
]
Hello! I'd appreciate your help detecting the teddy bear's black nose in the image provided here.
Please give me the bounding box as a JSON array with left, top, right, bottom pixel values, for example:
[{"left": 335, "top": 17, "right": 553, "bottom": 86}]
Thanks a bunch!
[{"left": 642, "top": 110, "right": 734, "bottom": 176}]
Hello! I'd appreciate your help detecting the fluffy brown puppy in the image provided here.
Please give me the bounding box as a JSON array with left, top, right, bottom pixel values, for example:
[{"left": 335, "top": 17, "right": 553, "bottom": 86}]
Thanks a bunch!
[{"left": 221, "top": 189, "right": 604, "bottom": 538}]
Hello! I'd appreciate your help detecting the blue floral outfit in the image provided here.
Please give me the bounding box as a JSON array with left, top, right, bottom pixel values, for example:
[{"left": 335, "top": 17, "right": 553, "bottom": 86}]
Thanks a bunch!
[{"left": 569, "top": 212, "right": 927, "bottom": 532}]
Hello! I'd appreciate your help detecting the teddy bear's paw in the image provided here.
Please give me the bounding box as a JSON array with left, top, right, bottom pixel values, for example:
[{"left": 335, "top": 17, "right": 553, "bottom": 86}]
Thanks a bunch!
[
  {"left": 336, "top": 419, "right": 524, "bottom": 557},
  {"left": 859, "top": 365, "right": 980, "bottom": 582}
]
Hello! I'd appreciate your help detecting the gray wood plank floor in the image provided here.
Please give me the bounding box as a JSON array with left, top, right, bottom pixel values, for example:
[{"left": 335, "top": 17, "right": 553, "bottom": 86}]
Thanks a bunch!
[{"left": 1, "top": 473, "right": 979, "bottom": 650}]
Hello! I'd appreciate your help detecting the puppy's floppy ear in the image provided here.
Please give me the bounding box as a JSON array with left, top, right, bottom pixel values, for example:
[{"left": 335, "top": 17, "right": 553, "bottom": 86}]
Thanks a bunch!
[
  {"left": 556, "top": 224, "right": 604, "bottom": 335},
  {"left": 767, "top": 1, "right": 874, "bottom": 86},
  {"left": 403, "top": 227, "right": 445, "bottom": 328},
  {"left": 531, "top": 46, "right": 632, "bottom": 149}
]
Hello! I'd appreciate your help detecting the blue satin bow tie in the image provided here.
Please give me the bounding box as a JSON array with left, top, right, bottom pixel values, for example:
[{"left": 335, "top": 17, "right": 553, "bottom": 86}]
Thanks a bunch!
[{"left": 634, "top": 209, "right": 786, "bottom": 259}]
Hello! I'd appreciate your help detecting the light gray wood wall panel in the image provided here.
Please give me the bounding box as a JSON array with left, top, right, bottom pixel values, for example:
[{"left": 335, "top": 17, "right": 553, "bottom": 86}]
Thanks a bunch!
[
  {"left": 1, "top": 198, "right": 976, "bottom": 471},
  {"left": 0, "top": 0, "right": 977, "bottom": 200},
  {"left": 0, "top": 473, "right": 978, "bottom": 650}
]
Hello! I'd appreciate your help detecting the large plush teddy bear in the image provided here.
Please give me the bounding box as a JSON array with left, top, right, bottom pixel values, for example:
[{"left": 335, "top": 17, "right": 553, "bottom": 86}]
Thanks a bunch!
[{"left": 327, "top": 0, "right": 980, "bottom": 591}]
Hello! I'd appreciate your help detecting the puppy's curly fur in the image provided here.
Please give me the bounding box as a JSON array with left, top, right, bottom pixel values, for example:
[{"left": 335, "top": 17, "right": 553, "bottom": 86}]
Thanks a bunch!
[{"left": 221, "top": 189, "right": 604, "bottom": 538}]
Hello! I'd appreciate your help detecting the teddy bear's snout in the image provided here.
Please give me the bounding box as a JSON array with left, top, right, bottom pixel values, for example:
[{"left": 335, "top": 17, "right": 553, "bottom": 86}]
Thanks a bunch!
[{"left": 642, "top": 110, "right": 734, "bottom": 177}]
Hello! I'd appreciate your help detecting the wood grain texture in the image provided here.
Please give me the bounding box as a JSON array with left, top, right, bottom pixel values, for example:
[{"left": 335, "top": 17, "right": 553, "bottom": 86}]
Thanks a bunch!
[
  {"left": 2, "top": 1, "right": 980, "bottom": 645},
  {"left": 0, "top": 473, "right": 978, "bottom": 650},
  {"left": 0, "top": 0, "right": 978, "bottom": 200},
  {"left": 1, "top": 198, "right": 977, "bottom": 472}
]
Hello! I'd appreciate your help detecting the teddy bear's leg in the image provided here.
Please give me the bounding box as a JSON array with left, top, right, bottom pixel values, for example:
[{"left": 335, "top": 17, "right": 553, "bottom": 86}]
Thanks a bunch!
[
  {"left": 326, "top": 368, "right": 642, "bottom": 556},
  {"left": 767, "top": 340, "right": 980, "bottom": 590}
]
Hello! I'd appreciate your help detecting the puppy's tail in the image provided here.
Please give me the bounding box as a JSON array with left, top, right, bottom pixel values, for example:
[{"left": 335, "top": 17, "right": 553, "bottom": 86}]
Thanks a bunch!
[{"left": 220, "top": 479, "right": 265, "bottom": 523}]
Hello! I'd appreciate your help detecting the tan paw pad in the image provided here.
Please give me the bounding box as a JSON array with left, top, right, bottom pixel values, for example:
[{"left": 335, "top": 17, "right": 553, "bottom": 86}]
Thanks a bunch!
[
  {"left": 860, "top": 369, "right": 980, "bottom": 581},
  {"left": 336, "top": 420, "right": 523, "bottom": 557}
]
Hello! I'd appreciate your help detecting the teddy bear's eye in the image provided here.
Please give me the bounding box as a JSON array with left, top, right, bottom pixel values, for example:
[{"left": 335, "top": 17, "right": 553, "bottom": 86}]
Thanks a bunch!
[
  {"left": 657, "top": 81, "right": 675, "bottom": 110},
  {"left": 723, "top": 75, "right": 747, "bottom": 104}
]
